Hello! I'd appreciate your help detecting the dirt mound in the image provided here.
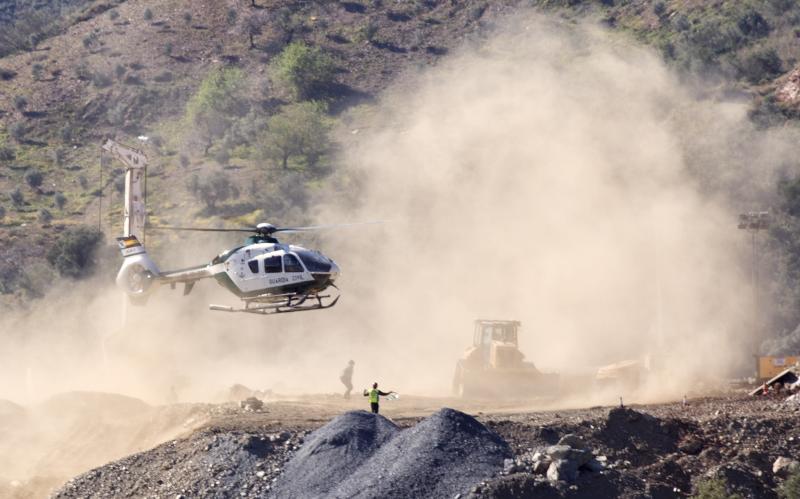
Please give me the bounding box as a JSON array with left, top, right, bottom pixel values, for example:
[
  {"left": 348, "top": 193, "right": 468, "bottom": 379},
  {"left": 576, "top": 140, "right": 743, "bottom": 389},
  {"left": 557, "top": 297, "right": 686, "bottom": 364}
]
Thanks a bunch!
[
  {"left": 37, "top": 391, "right": 151, "bottom": 419},
  {"left": 272, "top": 408, "right": 511, "bottom": 499},
  {"left": 595, "top": 407, "right": 687, "bottom": 464}
]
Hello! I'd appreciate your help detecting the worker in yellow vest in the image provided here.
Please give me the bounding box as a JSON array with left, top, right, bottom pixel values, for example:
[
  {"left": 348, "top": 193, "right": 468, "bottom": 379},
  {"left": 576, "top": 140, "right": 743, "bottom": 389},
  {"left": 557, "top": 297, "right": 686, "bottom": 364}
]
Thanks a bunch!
[{"left": 363, "top": 382, "right": 395, "bottom": 414}]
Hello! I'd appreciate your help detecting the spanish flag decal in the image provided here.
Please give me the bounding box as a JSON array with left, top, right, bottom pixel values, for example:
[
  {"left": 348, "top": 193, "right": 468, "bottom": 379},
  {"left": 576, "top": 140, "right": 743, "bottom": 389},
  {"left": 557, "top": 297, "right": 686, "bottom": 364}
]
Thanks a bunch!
[{"left": 117, "top": 236, "right": 145, "bottom": 257}]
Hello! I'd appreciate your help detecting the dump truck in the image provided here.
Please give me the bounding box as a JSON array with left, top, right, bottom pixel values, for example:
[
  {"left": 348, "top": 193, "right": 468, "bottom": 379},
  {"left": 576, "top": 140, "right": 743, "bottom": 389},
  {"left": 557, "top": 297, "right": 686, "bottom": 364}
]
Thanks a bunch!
[{"left": 452, "top": 319, "right": 559, "bottom": 398}]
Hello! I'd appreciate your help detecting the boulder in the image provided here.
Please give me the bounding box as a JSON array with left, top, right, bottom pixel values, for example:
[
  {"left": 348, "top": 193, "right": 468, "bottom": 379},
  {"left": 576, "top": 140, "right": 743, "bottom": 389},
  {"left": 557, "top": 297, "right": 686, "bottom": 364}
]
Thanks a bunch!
[
  {"left": 558, "top": 434, "right": 586, "bottom": 449},
  {"left": 547, "top": 459, "right": 578, "bottom": 482},
  {"left": 545, "top": 445, "right": 572, "bottom": 460},
  {"left": 773, "top": 457, "right": 800, "bottom": 477}
]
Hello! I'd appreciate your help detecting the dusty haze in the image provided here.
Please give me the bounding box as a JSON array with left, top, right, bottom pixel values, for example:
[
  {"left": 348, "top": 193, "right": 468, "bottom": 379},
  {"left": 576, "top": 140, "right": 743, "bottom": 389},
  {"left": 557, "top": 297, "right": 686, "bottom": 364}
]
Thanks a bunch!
[{"left": 1, "top": 14, "right": 800, "bottom": 486}]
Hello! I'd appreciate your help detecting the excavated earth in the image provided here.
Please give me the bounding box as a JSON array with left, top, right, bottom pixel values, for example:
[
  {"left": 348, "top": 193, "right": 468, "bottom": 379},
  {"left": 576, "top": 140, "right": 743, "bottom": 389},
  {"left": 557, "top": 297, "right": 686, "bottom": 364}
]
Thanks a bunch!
[{"left": 7, "top": 392, "right": 800, "bottom": 498}]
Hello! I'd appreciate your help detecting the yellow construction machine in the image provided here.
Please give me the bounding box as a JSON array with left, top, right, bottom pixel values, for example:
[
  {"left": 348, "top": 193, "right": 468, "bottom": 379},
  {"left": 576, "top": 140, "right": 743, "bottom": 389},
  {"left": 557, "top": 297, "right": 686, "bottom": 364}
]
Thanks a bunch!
[{"left": 452, "top": 320, "right": 559, "bottom": 399}]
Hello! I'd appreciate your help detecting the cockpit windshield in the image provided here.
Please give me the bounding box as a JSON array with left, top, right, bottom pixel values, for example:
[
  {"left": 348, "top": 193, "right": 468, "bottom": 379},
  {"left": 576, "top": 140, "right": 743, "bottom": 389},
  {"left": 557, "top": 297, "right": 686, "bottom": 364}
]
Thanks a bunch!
[{"left": 296, "top": 250, "right": 332, "bottom": 273}]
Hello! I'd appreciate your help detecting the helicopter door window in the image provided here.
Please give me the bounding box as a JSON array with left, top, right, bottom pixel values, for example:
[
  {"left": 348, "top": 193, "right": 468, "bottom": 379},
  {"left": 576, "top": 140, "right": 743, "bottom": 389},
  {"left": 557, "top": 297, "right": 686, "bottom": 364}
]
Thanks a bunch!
[
  {"left": 247, "top": 260, "right": 260, "bottom": 273},
  {"left": 264, "top": 256, "right": 282, "bottom": 273},
  {"left": 283, "top": 254, "right": 304, "bottom": 273}
]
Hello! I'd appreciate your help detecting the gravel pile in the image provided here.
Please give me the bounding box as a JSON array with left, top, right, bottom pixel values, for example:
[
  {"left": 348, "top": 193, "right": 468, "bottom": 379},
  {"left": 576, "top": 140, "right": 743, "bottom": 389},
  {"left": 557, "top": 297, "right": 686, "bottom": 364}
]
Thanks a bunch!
[
  {"left": 55, "top": 429, "right": 304, "bottom": 498},
  {"left": 272, "top": 408, "right": 511, "bottom": 499}
]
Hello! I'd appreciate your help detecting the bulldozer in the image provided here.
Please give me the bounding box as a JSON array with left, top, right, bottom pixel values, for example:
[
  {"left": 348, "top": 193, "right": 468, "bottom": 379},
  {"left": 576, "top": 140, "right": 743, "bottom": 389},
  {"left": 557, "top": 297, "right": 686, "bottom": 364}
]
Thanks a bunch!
[{"left": 452, "top": 320, "right": 559, "bottom": 399}]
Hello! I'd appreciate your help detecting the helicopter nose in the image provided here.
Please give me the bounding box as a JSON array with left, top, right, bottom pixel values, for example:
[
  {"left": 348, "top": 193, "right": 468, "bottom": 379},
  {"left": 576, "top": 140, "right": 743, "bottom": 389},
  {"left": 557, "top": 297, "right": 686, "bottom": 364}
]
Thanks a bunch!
[{"left": 329, "top": 261, "right": 340, "bottom": 282}]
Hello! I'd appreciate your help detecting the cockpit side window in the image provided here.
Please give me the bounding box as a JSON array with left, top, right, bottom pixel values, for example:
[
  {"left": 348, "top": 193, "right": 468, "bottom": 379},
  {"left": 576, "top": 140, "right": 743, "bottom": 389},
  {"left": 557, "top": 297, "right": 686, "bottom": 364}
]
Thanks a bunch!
[
  {"left": 264, "top": 256, "right": 282, "bottom": 273},
  {"left": 247, "top": 260, "right": 260, "bottom": 273},
  {"left": 296, "top": 250, "right": 332, "bottom": 272},
  {"left": 283, "top": 254, "right": 304, "bottom": 273}
]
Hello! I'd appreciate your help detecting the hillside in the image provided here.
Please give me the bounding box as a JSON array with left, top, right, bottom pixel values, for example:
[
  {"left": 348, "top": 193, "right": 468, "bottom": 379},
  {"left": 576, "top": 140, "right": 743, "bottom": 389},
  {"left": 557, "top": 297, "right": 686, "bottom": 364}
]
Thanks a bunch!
[{"left": 1, "top": 0, "right": 800, "bottom": 314}]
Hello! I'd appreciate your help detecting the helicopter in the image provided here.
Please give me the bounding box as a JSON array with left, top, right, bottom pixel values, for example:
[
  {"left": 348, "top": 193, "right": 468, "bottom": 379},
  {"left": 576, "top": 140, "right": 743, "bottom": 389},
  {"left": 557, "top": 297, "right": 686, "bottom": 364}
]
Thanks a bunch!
[{"left": 116, "top": 222, "right": 365, "bottom": 315}]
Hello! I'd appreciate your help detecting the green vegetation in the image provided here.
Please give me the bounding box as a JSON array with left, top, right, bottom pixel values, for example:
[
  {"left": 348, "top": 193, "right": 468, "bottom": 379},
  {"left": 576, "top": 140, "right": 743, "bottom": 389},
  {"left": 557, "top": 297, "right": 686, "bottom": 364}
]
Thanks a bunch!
[
  {"left": 143, "top": 8, "right": 153, "bottom": 21},
  {"left": 270, "top": 43, "right": 337, "bottom": 100},
  {"left": 13, "top": 96, "right": 27, "bottom": 112},
  {"left": 187, "top": 171, "right": 239, "bottom": 210},
  {"left": 780, "top": 468, "right": 800, "bottom": 499},
  {"left": 262, "top": 101, "right": 332, "bottom": 172},
  {"left": 10, "top": 187, "right": 23, "bottom": 207},
  {"left": 692, "top": 476, "right": 742, "bottom": 499},
  {"left": 46, "top": 225, "right": 104, "bottom": 279},
  {"left": 54, "top": 192, "right": 67, "bottom": 211},
  {"left": 185, "top": 67, "right": 246, "bottom": 154},
  {"left": 24, "top": 169, "right": 43, "bottom": 189}
]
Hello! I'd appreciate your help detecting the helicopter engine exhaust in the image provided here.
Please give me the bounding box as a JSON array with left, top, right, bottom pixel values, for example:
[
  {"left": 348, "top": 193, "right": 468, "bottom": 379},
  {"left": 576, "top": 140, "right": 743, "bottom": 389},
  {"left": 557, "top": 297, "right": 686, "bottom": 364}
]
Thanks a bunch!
[{"left": 116, "top": 236, "right": 160, "bottom": 299}]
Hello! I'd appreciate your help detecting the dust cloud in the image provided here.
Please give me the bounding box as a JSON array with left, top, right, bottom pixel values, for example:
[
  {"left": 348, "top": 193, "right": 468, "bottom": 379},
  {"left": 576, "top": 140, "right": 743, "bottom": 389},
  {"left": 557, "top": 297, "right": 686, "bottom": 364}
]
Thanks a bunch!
[
  {"left": 312, "top": 15, "right": 800, "bottom": 401},
  {"left": 0, "top": 12, "right": 799, "bottom": 490}
]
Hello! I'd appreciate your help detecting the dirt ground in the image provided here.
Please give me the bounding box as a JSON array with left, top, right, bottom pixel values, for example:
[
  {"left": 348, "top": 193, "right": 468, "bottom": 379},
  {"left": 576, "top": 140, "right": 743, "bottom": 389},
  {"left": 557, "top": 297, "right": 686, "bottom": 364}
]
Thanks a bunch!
[{"left": 3, "top": 389, "right": 799, "bottom": 498}]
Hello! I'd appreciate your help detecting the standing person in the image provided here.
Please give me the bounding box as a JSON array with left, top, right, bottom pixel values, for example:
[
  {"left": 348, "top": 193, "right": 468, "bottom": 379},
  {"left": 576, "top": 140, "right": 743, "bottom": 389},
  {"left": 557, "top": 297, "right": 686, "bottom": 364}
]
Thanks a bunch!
[
  {"left": 363, "top": 382, "right": 395, "bottom": 414},
  {"left": 340, "top": 360, "right": 355, "bottom": 399}
]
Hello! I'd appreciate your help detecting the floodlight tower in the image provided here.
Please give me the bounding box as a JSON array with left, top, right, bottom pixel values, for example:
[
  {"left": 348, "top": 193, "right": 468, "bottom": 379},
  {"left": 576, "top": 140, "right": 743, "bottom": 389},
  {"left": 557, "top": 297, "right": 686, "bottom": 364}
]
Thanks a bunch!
[{"left": 738, "top": 211, "right": 770, "bottom": 338}]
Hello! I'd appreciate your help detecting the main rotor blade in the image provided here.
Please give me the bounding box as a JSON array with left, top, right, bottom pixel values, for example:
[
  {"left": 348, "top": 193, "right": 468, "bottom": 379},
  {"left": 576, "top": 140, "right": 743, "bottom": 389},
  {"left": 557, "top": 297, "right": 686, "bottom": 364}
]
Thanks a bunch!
[
  {"left": 147, "top": 226, "right": 254, "bottom": 233},
  {"left": 274, "top": 221, "right": 382, "bottom": 234}
]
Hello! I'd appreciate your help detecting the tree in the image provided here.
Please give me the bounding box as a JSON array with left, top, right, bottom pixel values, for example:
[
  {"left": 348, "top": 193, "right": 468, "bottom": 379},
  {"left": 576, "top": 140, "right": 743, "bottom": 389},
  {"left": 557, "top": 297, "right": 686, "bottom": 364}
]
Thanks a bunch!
[
  {"left": 270, "top": 42, "right": 336, "bottom": 100},
  {"left": 262, "top": 101, "right": 332, "bottom": 171},
  {"left": 185, "top": 67, "right": 246, "bottom": 154},
  {"left": 780, "top": 468, "right": 800, "bottom": 499},
  {"left": 38, "top": 208, "right": 52, "bottom": 224},
  {"left": 46, "top": 225, "right": 104, "bottom": 279},
  {"left": 193, "top": 171, "right": 239, "bottom": 210},
  {"left": 143, "top": 8, "right": 153, "bottom": 21}
]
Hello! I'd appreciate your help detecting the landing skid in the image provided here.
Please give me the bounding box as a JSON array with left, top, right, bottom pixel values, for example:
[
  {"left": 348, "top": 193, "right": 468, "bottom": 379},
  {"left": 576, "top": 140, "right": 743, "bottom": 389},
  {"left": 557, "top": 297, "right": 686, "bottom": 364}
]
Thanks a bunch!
[{"left": 209, "top": 292, "right": 340, "bottom": 315}]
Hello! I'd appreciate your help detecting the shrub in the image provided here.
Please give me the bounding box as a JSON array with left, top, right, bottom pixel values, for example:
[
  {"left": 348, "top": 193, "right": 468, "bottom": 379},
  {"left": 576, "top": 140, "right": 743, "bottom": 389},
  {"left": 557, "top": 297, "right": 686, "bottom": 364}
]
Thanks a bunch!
[
  {"left": 92, "top": 71, "right": 112, "bottom": 88},
  {"left": 654, "top": 2, "right": 666, "bottom": 17},
  {"left": 270, "top": 42, "right": 336, "bottom": 100},
  {"left": 692, "top": 476, "right": 742, "bottom": 499},
  {"left": 10, "top": 187, "right": 23, "bottom": 206},
  {"left": 0, "top": 67, "right": 15, "bottom": 80},
  {"left": 51, "top": 148, "right": 66, "bottom": 166},
  {"left": 153, "top": 70, "right": 173, "bottom": 82},
  {"left": 738, "top": 9, "right": 770, "bottom": 39},
  {"left": 74, "top": 60, "right": 91, "bottom": 80},
  {"left": 355, "top": 21, "right": 378, "bottom": 44},
  {"left": 183, "top": 12, "right": 192, "bottom": 25},
  {"left": 186, "top": 173, "right": 199, "bottom": 195},
  {"left": 38, "top": 208, "right": 52, "bottom": 224},
  {"left": 9, "top": 122, "right": 26, "bottom": 142},
  {"left": 24, "top": 169, "right": 44, "bottom": 188},
  {"left": 31, "top": 63, "right": 43, "bottom": 81},
  {"left": 780, "top": 468, "right": 800, "bottom": 499},
  {"left": 13, "top": 95, "right": 27, "bottom": 111},
  {"left": 46, "top": 225, "right": 104, "bottom": 279},
  {"left": 54, "top": 192, "right": 67, "bottom": 210},
  {"left": 78, "top": 175, "right": 88, "bottom": 190},
  {"left": 109, "top": 10, "right": 119, "bottom": 20},
  {"left": 143, "top": 8, "right": 153, "bottom": 21},
  {"left": 738, "top": 48, "right": 783, "bottom": 84},
  {"left": 0, "top": 205, "right": 5, "bottom": 220},
  {"left": 179, "top": 154, "right": 190, "bottom": 168},
  {"left": 114, "top": 64, "right": 126, "bottom": 79},
  {"left": 0, "top": 147, "right": 15, "bottom": 161},
  {"left": 226, "top": 8, "right": 237, "bottom": 26},
  {"left": 163, "top": 42, "right": 173, "bottom": 57}
]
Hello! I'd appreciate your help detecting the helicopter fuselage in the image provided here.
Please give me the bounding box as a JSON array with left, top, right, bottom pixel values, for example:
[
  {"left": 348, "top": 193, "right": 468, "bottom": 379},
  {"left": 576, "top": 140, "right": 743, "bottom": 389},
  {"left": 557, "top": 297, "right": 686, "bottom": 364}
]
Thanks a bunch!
[{"left": 209, "top": 242, "right": 340, "bottom": 298}]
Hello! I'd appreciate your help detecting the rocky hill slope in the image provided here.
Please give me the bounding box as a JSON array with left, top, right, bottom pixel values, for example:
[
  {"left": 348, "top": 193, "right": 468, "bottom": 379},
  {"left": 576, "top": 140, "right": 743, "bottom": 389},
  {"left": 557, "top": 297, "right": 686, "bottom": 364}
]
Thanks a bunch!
[{"left": 1, "top": 0, "right": 800, "bottom": 311}]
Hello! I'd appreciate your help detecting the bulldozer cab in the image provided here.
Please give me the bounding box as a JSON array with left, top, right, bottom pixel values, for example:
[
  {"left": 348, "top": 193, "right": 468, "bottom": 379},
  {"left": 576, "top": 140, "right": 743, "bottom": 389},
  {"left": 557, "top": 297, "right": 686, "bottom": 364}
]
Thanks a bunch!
[{"left": 473, "top": 320, "right": 519, "bottom": 348}]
